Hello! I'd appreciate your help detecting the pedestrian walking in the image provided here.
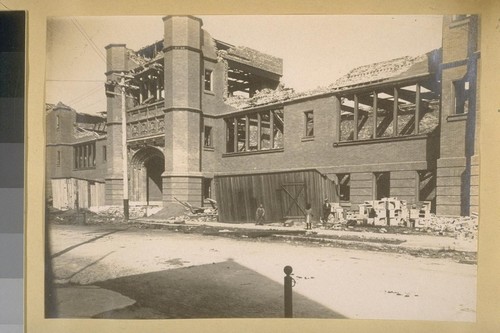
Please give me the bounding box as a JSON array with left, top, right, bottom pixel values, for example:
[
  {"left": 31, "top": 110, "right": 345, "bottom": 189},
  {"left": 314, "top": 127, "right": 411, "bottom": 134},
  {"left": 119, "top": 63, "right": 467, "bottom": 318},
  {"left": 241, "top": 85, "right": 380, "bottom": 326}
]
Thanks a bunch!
[
  {"left": 255, "top": 204, "right": 265, "bottom": 225},
  {"left": 305, "top": 203, "right": 313, "bottom": 230}
]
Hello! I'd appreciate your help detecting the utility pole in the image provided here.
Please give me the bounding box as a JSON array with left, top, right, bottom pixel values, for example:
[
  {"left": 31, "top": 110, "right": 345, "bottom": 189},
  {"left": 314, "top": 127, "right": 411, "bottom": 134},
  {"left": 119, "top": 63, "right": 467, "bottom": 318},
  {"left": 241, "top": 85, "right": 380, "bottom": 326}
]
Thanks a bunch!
[
  {"left": 120, "top": 74, "right": 129, "bottom": 221},
  {"left": 112, "top": 72, "right": 138, "bottom": 221}
]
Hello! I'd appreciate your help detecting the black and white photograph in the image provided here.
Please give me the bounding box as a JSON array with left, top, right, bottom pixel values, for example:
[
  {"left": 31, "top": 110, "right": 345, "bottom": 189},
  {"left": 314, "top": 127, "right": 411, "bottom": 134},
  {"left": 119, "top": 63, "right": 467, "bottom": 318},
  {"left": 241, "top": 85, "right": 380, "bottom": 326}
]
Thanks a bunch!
[{"left": 44, "top": 14, "right": 479, "bottom": 321}]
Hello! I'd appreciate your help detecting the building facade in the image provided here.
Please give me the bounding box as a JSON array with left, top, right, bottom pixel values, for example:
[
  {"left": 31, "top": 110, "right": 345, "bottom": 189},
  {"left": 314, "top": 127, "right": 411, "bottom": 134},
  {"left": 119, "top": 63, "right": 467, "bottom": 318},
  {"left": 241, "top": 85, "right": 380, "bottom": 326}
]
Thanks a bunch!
[{"left": 46, "top": 15, "right": 480, "bottom": 222}]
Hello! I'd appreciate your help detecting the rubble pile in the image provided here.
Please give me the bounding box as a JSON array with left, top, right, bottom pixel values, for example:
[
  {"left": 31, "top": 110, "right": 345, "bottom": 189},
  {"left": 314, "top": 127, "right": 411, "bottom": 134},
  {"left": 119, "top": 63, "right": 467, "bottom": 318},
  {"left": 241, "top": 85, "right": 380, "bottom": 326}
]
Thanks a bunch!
[
  {"left": 161, "top": 198, "right": 219, "bottom": 224},
  {"left": 322, "top": 197, "right": 478, "bottom": 239},
  {"left": 225, "top": 85, "right": 332, "bottom": 109},
  {"left": 89, "top": 205, "right": 163, "bottom": 220},
  {"left": 418, "top": 215, "right": 478, "bottom": 239},
  {"left": 330, "top": 55, "right": 427, "bottom": 89}
]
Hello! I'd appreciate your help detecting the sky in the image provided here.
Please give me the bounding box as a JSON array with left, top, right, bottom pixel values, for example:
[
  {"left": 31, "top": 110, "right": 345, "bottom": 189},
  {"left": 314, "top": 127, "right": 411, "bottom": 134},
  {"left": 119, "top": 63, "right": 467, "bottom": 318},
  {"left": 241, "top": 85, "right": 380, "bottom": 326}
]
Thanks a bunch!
[{"left": 45, "top": 15, "right": 443, "bottom": 115}]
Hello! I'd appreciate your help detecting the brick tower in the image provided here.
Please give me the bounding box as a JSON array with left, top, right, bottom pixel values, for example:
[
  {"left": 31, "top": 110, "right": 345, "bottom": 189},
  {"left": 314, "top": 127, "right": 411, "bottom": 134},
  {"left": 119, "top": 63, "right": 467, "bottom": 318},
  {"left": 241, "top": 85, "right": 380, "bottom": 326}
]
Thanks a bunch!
[
  {"left": 162, "top": 16, "right": 203, "bottom": 206},
  {"left": 103, "top": 44, "right": 134, "bottom": 205}
]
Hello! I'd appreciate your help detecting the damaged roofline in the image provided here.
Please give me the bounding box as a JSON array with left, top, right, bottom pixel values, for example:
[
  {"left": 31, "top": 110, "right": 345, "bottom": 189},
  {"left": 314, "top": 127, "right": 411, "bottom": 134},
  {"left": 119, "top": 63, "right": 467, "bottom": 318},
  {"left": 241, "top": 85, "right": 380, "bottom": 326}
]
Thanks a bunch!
[{"left": 219, "top": 73, "right": 433, "bottom": 117}]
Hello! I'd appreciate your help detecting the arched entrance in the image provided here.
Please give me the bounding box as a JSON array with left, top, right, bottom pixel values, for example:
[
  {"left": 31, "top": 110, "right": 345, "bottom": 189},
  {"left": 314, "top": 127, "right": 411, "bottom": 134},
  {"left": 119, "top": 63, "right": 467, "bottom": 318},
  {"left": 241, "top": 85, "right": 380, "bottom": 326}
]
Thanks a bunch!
[{"left": 130, "top": 147, "right": 165, "bottom": 205}]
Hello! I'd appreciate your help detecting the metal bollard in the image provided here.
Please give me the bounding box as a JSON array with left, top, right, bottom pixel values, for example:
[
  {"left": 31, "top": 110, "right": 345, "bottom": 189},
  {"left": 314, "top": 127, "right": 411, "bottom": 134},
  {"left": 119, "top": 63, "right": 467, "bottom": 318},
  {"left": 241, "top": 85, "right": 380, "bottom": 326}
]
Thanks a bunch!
[{"left": 284, "top": 265, "right": 294, "bottom": 318}]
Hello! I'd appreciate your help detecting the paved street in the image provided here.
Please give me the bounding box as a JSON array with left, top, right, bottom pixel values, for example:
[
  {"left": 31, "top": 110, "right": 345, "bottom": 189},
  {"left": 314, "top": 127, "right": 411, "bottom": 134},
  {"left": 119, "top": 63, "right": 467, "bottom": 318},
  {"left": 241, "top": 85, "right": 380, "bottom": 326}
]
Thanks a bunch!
[{"left": 47, "top": 223, "right": 476, "bottom": 321}]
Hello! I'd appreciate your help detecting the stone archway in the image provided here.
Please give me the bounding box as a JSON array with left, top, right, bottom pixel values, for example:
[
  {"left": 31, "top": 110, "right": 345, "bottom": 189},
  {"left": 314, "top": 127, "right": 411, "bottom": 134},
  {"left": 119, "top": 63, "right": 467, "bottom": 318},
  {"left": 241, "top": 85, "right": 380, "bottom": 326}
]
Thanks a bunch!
[{"left": 130, "top": 147, "right": 165, "bottom": 205}]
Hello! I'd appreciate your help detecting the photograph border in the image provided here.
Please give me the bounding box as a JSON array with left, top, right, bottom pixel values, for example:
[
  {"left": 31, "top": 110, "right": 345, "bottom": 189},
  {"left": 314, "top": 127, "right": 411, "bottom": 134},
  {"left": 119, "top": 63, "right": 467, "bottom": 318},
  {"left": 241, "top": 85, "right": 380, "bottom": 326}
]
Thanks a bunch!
[{"left": 20, "top": 0, "right": 500, "bottom": 332}]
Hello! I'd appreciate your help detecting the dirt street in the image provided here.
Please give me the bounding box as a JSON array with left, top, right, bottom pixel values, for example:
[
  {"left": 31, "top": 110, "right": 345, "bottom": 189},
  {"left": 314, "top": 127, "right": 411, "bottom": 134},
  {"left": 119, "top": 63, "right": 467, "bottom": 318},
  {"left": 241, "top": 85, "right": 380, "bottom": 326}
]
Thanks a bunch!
[{"left": 47, "top": 224, "right": 476, "bottom": 321}]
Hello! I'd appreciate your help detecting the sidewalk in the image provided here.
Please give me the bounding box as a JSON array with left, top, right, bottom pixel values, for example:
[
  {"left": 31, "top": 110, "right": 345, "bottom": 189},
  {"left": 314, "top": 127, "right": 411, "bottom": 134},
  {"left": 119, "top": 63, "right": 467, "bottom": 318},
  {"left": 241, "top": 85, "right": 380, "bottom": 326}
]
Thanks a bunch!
[{"left": 134, "top": 217, "right": 478, "bottom": 253}]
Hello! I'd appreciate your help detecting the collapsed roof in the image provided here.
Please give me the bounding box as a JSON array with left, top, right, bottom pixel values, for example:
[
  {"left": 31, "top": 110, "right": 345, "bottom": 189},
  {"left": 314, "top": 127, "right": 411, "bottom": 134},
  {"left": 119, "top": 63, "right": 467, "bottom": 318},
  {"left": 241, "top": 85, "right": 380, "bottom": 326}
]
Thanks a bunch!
[{"left": 225, "top": 49, "right": 441, "bottom": 110}]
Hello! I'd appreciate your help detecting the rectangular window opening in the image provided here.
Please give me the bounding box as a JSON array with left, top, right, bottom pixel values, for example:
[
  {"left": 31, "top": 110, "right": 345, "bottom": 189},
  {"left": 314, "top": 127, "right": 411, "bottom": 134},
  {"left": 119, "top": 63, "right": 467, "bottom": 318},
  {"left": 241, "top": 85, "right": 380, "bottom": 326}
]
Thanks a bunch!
[
  {"left": 225, "top": 108, "right": 284, "bottom": 154},
  {"left": 338, "top": 173, "right": 350, "bottom": 201},
  {"left": 204, "top": 69, "right": 213, "bottom": 91},
  {"left": 226, "top": 118, "right": 235, "bottom": 153},
  {"left": 73, "top": 142, "right": 97, "bottom": 170},
  {"left": 453, "top": 78, "right": 470, "bottom": 115},
  {"left": 204, "top": 126, "right": 213, "bottom": 148},
  {"left": 374, "top": 172, "right": 390, "bottom": 200},
  {"left": 203, "top": 178, "right": 212, "bottom": 199},
  {"left": 304, "top": 111, "right": 314, "bottom": 137}
]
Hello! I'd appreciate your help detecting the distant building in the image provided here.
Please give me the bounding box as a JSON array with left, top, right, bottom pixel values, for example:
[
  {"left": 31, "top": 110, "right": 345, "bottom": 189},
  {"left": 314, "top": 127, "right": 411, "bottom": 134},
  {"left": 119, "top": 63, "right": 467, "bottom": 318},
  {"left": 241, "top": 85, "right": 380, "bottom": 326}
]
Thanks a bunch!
[{"left": 46, "top": 15, "right": 480, "bottom": 221}]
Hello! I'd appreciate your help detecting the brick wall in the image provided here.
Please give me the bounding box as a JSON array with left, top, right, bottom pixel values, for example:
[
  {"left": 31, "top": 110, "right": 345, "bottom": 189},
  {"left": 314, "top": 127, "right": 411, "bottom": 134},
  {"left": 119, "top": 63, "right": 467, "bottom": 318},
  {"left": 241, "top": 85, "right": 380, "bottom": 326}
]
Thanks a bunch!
[
  {"left": 436, "top": 15, "right": 479, "bottom": 216},
  {"left": 390, "top": 170, "right": 417, "bottom": 204},
  {"left": 215, "top": 95, "right": 433, "bottom": 173},
  {"left": 350, "top": 172, "right": 374, "bottom": 207}
]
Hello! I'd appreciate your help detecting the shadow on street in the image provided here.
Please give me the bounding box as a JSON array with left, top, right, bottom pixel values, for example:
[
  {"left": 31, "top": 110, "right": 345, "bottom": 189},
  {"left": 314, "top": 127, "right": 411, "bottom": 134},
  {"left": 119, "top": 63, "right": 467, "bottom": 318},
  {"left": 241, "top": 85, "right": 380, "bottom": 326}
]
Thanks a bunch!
[{"left": 89, "top": 259, "right": 347, "bottom": 319}]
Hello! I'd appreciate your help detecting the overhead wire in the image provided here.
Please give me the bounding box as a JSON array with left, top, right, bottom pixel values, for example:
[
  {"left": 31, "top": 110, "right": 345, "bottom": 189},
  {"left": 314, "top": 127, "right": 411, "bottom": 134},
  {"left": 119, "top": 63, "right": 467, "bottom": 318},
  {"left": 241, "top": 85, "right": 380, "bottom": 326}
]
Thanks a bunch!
[
  {"left": 70, "top": 17, "right": 107, "bottom": 64},
  {"left": 76, "top": 97, "right": 107, "bottom": 112},
  {"left": 64, "top": 18, "right": 112, "bottom": 113},
  {"left": 67, "top": 83, "right": 104, "bottom": 106}
]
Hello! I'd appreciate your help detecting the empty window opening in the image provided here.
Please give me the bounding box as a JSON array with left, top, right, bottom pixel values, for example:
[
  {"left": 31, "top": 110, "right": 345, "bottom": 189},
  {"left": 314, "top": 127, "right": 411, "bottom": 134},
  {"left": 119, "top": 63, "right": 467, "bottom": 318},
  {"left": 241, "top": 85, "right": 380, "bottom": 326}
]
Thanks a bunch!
[
  {"left": 204, "top": 126, "right": 213, "bottom": 147},
  {"left": 73, "top": 142, "right": 96, "bottom": 170},
  {"left": 204, "top": 69, "right": 213, "bottom": 91},
  {"left": 56, "top": 151, "right": 61, "bottom": 167},
  {"left": 338, "top": 173, "right": 350, "bottom": 201},
  {"left": 225, "top": 108, "right": 284, "bottom": 153},
  {"left": 273, "top": 109, "right": 284, "bottom": 149},
  {"left": 453, "top": 78, "right": 470, "bottom": 114},
  {"left": 226, "top": 118, "right": 236, "bottom": 153},
  {"left": 418, "top": 170, "right": 436, "bottom": 212},
  {"left": 248, "top": 114, "right": 259, "bottom": 151},
  {"left": 260, "top": 112, "right": 271, "bottom": 149},
  {"left": 374, "top": 172, "right": 390, "bottom": 200},
  {"left": 353, "top": 94, "right": 374, "bottom": 140},
  {"left": 304, "top": 111, "right": 314, "bottom": 137},
  {"left": 395, "top": 84, "right": 418, "bottom": 136},
  {"left": 203, "top": 178, "right": 212, "bottom": 199}
]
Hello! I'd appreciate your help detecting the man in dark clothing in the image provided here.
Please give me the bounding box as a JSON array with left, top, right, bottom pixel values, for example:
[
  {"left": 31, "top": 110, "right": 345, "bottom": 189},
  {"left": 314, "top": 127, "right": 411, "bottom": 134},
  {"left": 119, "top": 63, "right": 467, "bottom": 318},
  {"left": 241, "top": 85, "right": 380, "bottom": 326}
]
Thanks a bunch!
[
  {"left": 322, "top": 198, "right": 331, "bottom": 225},
  {"left": 255, "top": 204, "right": 265, "bottom": 225}
]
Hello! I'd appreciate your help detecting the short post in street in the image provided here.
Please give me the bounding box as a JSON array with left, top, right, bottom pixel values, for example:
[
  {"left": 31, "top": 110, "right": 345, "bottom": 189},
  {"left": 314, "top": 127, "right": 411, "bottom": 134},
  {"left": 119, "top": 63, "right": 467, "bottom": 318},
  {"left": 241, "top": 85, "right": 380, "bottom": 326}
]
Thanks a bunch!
[{"left": 284, "top": 265, "right": 293, "bottom": 318}]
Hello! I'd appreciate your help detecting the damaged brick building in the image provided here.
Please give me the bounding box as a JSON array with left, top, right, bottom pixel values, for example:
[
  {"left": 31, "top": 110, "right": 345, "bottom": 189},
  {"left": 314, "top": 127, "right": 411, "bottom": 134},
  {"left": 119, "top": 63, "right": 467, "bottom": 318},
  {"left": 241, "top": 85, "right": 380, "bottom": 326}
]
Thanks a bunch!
[{"left": 46, "top": 15, "right": 480, "bottom": 222}]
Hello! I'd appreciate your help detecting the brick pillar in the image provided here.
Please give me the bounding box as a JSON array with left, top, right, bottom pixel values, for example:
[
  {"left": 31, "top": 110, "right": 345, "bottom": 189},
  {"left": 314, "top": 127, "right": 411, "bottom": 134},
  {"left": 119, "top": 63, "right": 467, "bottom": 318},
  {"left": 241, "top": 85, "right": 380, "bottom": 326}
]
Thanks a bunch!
[
  {"left": 436, "top": 157, "right": 466, "bottom": 216},
  {"left": 104, "top": 44, "right": 130, "bottom": 205},
  {"left": 162, "top": 16, "right": 203, "bottom": 206},
  {"left": 469, "top": 154, "right": 479, "bottom": 215}
]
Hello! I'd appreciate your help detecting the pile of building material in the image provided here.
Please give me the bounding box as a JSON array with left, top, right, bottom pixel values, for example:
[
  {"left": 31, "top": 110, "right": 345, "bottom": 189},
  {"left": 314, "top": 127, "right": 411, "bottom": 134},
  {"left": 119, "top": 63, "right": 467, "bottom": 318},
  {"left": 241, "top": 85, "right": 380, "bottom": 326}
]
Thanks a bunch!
[
  {"left": 321, "top": 197, "right": 478, "bottom": 238},
  {"left": 418, "top": 214, "right": 478, "bottom": 239},
  {"left": 355, "top": 197, "right": 411, "bottom": 226},
  {"left": 225, "top": 85, "right": 332, "bottom": 110},
  {"left": 172, "top": 197, "right": 219, "bottom": 223},
  {"left": 89, "top": 205, "right": 162, "bottom": 219}
]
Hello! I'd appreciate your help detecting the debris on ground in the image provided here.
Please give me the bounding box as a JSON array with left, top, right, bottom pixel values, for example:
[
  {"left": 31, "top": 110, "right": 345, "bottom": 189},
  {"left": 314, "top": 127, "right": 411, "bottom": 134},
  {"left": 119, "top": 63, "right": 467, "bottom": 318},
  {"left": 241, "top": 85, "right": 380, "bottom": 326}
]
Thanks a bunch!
[
  {"left": 320, "top": 197, "right": 478, "bottom": 240},
  {"left": 173, "top": 197, "right": 219, "bottom": 222}
]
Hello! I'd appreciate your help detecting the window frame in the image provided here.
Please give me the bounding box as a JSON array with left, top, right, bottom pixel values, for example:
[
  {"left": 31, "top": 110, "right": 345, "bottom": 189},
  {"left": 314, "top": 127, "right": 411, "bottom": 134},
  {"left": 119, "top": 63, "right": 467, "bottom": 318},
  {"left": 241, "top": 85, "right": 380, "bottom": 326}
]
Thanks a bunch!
[
  {"left": 337, "top": 173, "right": 351, "bottom": 202},
  {"left": 204, "top": 125, "right": 213, "bottom": 148},
  {"left": 304, "top": 110, "right": 314, "bottom": 138},
  {"left": 73, "top": 142, "right": 97, "bottom": 170},
  {"left": 204, "top": 69, "right": 213, "bottom": 92},
  {"left": 452, "top": 77, "right": 470, "bottom": 115},
  {"left": 224, "top": 108, "right": 284, "bottom": 155}
]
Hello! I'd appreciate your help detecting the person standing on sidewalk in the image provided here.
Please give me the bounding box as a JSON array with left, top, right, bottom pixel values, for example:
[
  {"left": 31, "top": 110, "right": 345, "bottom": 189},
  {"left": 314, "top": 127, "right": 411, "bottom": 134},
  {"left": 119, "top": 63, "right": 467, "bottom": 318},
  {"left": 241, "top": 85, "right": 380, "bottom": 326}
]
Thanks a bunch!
[
  {"left": 322, "top": 198, "right": 331, "bottom": 226},
  {"left": 305, "top": 203, "right": 313, "bottom": 230},
  {"left": 255, "top": 204, "right": 265, "bottom": 225}
]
